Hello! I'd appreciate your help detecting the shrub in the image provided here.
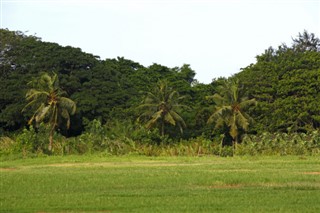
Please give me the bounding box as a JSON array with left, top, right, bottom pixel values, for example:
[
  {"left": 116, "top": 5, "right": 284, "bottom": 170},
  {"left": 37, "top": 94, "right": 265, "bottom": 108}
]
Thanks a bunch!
[
  {"left": 0, "top": 136, "right": 17, "bottom": 156},
  {"left": 238, "top": 131, "right": 320, "bottom": 156}
]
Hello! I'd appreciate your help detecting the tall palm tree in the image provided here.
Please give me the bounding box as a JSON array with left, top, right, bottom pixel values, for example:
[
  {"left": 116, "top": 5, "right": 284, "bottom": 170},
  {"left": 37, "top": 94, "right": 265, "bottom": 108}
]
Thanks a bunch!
[
  {"left": 23, "top": 72, "right": 76, "bottom": 151},
  {"left": 207, "top": 78, "right": 256, "bottom": 151},
  {"left": 137, "top": 80, "right": 187, "bottom": 137}
]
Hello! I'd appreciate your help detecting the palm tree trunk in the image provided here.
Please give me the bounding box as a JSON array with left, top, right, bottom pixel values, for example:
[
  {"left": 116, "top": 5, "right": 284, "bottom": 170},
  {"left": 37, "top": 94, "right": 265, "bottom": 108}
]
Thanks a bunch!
[
  {"left": 219, "top": 135, "right": 224, "bottom": 156},
  {"left": 233, "top": 137, "right": 238, "bottom": 156},
  {"left": 161, "top": 119, "right": 165, "bottom": 137},
  {"left": 48, "top": 127, "right": 54, "bottom": 151}
]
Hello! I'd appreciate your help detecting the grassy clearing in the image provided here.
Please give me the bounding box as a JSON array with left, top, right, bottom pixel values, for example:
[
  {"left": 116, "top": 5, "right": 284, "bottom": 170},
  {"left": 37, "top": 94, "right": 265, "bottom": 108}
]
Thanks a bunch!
[{"left": 1, "top": 155, "right": 320, "bottom": 212}]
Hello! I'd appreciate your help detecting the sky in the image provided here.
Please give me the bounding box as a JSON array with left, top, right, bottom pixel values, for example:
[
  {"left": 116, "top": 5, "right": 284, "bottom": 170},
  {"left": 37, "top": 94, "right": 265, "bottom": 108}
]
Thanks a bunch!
[{"left": 1, "top": 0, "right": 320, "bottom": 83}]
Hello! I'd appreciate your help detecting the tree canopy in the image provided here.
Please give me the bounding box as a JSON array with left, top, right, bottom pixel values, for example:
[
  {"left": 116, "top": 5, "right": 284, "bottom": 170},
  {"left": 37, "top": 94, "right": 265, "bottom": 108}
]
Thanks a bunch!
[
  {"left": 1, "top": 28, "right": 319, "bottom": 143},
  {"left": 236, "top": 30, "right": 320, "bottom": 133}
]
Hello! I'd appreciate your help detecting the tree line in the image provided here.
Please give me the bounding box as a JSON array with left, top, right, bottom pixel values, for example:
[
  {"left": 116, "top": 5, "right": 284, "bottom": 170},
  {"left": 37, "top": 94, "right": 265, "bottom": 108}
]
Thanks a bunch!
[{"left": 0, "top": 29, "right": 319, "bottom": 152}]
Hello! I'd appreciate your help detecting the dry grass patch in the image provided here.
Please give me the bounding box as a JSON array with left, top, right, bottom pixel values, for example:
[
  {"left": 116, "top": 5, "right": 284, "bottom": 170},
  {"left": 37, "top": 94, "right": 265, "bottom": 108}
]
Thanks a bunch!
[
  {"left": 208, "top": 184, "right": 244, "bottom": 189},
  {"left": 32, "top": 161, "right": 207, "bottom": 168},
  {"left": 303, "top": 171, "right": 320, "bottom": 175},
  {"left": 0, "top": 167, "right": 17, "bottom": 171}
]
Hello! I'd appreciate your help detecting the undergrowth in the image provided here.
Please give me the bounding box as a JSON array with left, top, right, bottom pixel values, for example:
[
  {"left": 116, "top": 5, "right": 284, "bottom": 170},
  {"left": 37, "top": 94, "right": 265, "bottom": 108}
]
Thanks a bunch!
[{"left": 1, "top": 120, "right": 319, "bottom": 158}]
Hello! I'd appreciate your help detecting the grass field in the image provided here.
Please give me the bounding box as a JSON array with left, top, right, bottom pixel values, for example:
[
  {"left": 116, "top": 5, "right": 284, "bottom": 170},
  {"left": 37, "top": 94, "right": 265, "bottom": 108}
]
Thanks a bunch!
[{"left": 1, "top": 155, "right": 320, "bottom": 212}]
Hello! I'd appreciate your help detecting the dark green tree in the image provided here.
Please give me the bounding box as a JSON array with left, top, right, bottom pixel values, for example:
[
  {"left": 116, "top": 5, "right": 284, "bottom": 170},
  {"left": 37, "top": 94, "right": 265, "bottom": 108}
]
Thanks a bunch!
[
  {"left": 0, "top": 29, "right": 99, "bottom": 133},
  {"left": 236, "top": 31, "right": 320, "bottom": 133}
]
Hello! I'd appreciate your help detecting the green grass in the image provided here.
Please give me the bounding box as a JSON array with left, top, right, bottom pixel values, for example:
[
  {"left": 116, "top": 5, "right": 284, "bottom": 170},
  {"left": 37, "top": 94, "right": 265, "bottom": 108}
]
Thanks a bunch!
[{"left": 1, "top": 155, "right": 320, "bottom": 212}]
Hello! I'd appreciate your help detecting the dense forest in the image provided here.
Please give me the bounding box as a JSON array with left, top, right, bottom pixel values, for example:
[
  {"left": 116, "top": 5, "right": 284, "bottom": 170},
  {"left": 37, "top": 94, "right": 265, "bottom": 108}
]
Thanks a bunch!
[{"left": 0, "top": 29, "right": 319, "bottom": 156}]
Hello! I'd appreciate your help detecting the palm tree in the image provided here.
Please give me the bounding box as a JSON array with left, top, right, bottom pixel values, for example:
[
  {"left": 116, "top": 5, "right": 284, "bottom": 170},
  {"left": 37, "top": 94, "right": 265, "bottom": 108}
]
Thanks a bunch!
[
  {"left": 23, "top": 72, "right": 76, "bottom": 151},
  {"left": 207, "top": 78, "right": 256, "bottom": 152},
  {"left": 137, "top": 80, "right": 188, "bottom": 137}
]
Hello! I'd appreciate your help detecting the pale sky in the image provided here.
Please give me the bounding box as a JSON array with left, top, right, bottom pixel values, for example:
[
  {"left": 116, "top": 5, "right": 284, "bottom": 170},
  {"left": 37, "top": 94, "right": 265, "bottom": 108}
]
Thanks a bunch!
[{"left": 1, "top": 0, "right": 320, "bottom": 83}]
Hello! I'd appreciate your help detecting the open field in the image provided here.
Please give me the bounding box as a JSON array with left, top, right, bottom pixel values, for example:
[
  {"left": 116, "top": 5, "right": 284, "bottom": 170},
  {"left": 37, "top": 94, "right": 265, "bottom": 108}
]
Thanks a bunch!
[{"left": 1, "top": 155, "right": 320, "bottom": 212}]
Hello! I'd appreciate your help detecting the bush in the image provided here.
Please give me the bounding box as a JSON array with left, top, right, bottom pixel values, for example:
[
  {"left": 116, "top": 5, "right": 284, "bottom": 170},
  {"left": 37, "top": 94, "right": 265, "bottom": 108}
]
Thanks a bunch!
[
  {"left": 74, "top": 119, "right": 136, "bottom": 155},
  {"left": 238, "top": 131, "right": 320, "bottom": 156},
  {"left": 0, "top": 136, "right": 17, "bottom": 156},
  {"left": 14, "top": 124, "right": 51, "bottom": 156},
  {"left": 0, "top": 124, "right": 76, "bottom": 157},
  {"left": 2, "top": 119, "right": 319, "bottom": 158}
]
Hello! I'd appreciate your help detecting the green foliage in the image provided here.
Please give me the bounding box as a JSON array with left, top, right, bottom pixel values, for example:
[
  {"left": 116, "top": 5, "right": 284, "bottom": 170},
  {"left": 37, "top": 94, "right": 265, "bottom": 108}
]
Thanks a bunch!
[
  {"left": 74, "top": 119, "right": 150, "bottom": 155},
  {"left": 1, "top": 128, "right": 319, "bottom": 158},
  {"left": 207, "top": 78, "right": 257, "bottom": 147},
  {"left": 236, "top": 31, "right": 320, "bottom": 133},
  {"left": 0, "top": 136, "right": 17, "bottom": 156},
  {"left": 15, "top": 125, "right": 49, "bottom": 154},
  {"left": 0, "top": 29, "right": 200, "bottom": 137},
  {"left": 0, "top": 29, "right": 97, "bottom": 131},
  {"left": 237, "top": 131, "right": 320, "bottom": 156},
  {"left": 137, "top": 80, "right": 188, "bottom": 137},
  {"left": 135, "top": 136, "right": 214, "bottom": 156},
  {"left": 1, "top": 28, "right": 320, "bottom": 157},
  {"left": 0, "top": 124, "right": 50, "bottom": 157}
]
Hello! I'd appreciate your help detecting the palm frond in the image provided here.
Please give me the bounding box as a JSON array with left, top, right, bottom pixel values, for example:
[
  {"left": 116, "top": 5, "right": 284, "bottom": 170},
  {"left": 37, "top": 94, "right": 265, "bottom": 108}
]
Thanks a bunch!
[
  {"left": 146, "top": 111, "right": 162, "bottom": 129},
  {"left": 236, "top": 111, "right": 249, "bottom": 131},
  {"left": 207, "top": 105, "right": 231, "bottom": 124},
  {"left": 52, "top": 73, "right": 59, "bottom": 90},
  {"left": 39, "top": 73, "right": 54, "bottom": 91},
  {"left": 137, "top": 103, "right": 158, "bottom": 109},
  {"left": 177, "top": 122, "right": 184, "bottom": 134},
  {"left": 164, "top": 112, "right": 176, "bottom": 126},
  {"left": 59, "top": 97, "right": 76, "bottom": 115},
  {"left": 229, "top": 124, "right": 238, "bottom": 139},
  {"left": 207, "top": 78, "right": 256, "bottom": 140},
  {"left": 27, "top": 103, "right": 47, "bottom": 125},
  {"left": 239, "top": 98, "right": 257, "bottom": 110},
  {"left": 35, "top": 105, "right": 51, "bottom": 123},
  {"left": 145, "top": 91, "right": 160, "bottom": 103},
  {"left": 22, "top": 99, "right": 40, "bottom": 112},
  {"left": 25, "top": 89, "right": 49, "bottom": 101},
  {"left": 177, "top": 95, "right": 186, "bottom": 101},
  {"left": 171, "top": 103, "right": 190, "bottom": 110},
  {"left": 61, "top": 108, "right": 71, "bottom": 129},
  {"left": 207, "top": 93, "right": 226, "bottom": 106},
  {"left": 138, "top": 110, "right": 157, "bottom": 118},
  {"left": 170, "top": 110, "right": 186, "bottom": 128},
  {"left": 168, "top": 90, "right": 179, "bottom": 102},
  {"left": 214, "top": 117, "right": 226, "bottom": 130},
  {"left": 138, "top": 79, "right": 187, "bottom": 135}
]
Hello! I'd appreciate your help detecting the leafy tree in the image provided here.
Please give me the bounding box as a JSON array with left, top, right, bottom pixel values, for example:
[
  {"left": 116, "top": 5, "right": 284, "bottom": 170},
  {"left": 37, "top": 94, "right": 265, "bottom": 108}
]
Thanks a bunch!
[
  {"left": 23, "top": 72, "right": 76, "bottom": 150},
  {"left": 0, "top": 29, "right": 99, "bottom": 133},
  {"left": 0, "top": 29, "right": 198, "bottom": 135},
  {"left": 207, "top": 78, "right": 257, "bottom": 150},
  {"left": 183, "top": 80, "right": 219, "bottom": 139},
  {"left": 137, "top": 80, "right": 188, "bottom": 137},
  {"left": 236, "top": 31, "right": 320, "bottom": 133},
  {"left": 0, "top": 29, "right": 40, "bottom": 131}
]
